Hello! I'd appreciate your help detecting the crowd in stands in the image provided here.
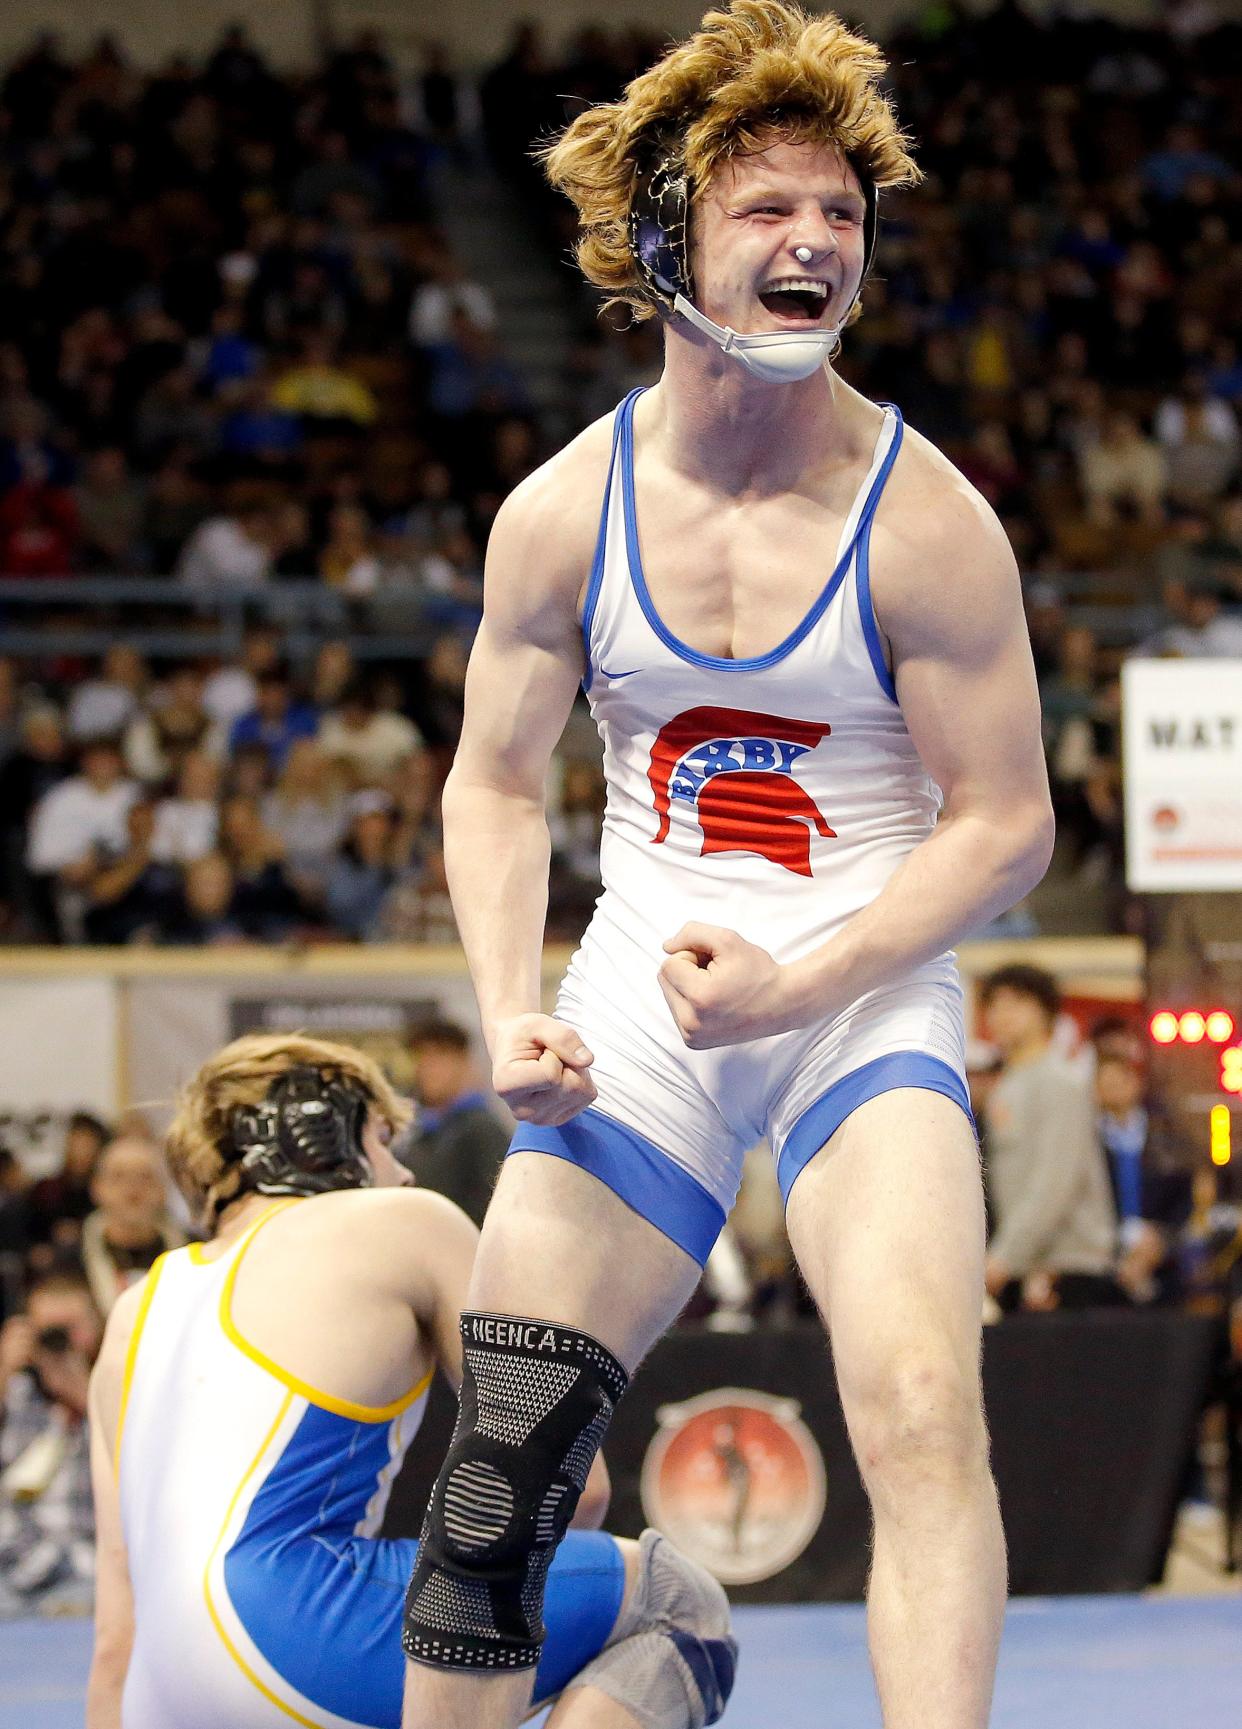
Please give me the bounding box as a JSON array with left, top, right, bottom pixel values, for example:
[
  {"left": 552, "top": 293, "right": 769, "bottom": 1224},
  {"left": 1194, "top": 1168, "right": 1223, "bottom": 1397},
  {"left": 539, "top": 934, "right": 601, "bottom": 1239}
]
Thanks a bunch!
[
  {"left": 0, "top": 10, "right": 1238, "bottom": 935},
  {"left": 0, "top": 631, "right": 606, "bottom": 944}
]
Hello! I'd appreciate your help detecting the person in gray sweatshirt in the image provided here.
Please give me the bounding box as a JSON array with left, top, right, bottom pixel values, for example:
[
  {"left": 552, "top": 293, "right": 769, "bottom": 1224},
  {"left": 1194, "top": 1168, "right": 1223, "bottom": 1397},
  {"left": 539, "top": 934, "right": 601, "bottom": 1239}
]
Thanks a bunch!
[{"left": 980, "top": 965, "right": 1123, "bottom": 1310}]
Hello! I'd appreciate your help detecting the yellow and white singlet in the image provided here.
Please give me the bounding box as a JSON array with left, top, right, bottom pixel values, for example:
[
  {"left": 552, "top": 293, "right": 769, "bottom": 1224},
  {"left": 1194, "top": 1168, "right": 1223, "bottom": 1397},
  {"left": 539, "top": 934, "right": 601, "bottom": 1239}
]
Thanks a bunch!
[{"left": 114, "top": 1199, "right": 625, "bottom": 1729}]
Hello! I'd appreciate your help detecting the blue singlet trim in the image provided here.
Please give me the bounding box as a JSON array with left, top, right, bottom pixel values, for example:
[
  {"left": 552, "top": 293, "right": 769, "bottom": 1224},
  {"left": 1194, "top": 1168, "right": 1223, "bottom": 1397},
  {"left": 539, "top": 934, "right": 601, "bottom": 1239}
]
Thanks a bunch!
[
  {"left": 226, "top": 1430, "right": 625, "bottom": 1727},
  {"left": 509, "top": 1107, "right": 727, "bottom": 1266},
  {"left": 776, "top": 1050, "right": 972, "bottom": 1207},
  {"left": 619, "top": 389, "right": 904, "bottom": 673},
  {"left": 854, "top": 416, "right": 903, "bottom": 703},
  {"left": 580, "top": 391, "right": 642, "bottom": 694}
]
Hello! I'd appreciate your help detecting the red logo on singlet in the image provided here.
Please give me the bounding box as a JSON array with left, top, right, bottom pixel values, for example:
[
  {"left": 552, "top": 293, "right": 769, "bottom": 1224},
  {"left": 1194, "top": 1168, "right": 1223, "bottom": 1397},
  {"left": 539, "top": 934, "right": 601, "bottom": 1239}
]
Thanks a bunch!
[{"left": 647, "top": 706, "right": 834, "bottom": 877}]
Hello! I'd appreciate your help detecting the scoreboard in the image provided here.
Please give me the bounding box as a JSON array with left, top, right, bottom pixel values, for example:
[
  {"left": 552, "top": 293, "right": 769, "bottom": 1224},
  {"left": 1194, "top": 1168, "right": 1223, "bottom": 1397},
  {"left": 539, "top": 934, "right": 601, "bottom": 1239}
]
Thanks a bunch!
[{"left": 1124, "top": 661, "right": 1242, "bottom": 1184}]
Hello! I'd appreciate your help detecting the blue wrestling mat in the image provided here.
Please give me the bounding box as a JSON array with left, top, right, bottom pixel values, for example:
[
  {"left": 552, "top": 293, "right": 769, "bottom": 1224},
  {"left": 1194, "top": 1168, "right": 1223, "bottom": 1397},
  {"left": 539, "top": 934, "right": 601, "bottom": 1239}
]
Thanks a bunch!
[{"left": 2, "top": 1596, "right": 1239, "bottom": 1728}]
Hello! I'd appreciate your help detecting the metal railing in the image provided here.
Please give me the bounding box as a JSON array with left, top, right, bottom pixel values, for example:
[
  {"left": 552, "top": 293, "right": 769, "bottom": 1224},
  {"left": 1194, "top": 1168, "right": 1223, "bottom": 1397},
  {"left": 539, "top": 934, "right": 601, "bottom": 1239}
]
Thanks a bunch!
[{"left": 0, "top": 577, "right": 438, "bottom": 660}]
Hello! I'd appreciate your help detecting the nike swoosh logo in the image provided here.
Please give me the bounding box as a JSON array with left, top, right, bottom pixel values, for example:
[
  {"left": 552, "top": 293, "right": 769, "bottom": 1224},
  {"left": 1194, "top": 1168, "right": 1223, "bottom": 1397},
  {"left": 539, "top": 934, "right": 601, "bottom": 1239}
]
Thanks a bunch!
[{"left": 597, "top": 665, "right": 643, "bottom": 680}]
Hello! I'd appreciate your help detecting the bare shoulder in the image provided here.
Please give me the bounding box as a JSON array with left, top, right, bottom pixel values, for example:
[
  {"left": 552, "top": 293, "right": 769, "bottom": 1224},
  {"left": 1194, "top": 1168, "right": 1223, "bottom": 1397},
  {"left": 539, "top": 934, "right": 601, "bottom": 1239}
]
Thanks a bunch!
[
  {"left": 285, "top": 1186, "right": 479, "bottom": 1271},
  {"left": 91, "top": 1276, "right": 150, "bottom": 1439},
  {"left": 99, "top": 1271, "right": 149, "bottom": 1360},
  {"left": 486, "top": 411, "right": 618, "bottom": 622},
  {"left": 873, "top": 418, "right": 1021, "bottom": 650}
]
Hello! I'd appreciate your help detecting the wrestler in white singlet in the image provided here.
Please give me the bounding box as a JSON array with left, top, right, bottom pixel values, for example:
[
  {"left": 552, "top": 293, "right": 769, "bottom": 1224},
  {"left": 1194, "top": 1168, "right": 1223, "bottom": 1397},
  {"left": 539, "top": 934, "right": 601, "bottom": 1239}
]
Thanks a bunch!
[{"left": 511, "top": 390, "right": 968, "bottom": 1264}]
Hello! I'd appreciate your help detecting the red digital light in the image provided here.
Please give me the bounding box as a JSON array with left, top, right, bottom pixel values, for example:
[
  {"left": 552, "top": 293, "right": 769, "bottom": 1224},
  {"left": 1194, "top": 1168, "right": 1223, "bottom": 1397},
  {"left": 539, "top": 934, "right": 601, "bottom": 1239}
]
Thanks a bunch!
[{"left": 1149, "top": 1007, "right": 1239, "bottom": 1047}]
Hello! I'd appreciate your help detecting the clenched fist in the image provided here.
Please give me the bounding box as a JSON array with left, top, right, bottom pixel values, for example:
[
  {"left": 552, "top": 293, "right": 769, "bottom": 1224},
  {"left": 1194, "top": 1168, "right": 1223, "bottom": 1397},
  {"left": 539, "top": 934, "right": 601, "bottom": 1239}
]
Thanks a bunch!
[
  {"left": 491, "top": 1014, "right": 597, "bottom": 1126},
  {"left": 657, "top": 922, "right": 800, "bottom": 1049}
]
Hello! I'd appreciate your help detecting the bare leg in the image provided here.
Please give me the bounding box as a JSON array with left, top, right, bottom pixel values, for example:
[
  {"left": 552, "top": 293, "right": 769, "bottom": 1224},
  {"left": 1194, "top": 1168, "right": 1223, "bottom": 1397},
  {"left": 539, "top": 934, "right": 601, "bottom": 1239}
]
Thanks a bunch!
[
  {"left": 402, "top": 1154, "right": 701, "bottom": 1729},
  {"left": 785, "top": 1090, "right": 1006, "bottom": 1729},
  {"left": 542, "top": 1539, "right": 642, "bottom": 1728},
  {"left": 544, "top": 1689, "right": 643, "bottom": 1728}
]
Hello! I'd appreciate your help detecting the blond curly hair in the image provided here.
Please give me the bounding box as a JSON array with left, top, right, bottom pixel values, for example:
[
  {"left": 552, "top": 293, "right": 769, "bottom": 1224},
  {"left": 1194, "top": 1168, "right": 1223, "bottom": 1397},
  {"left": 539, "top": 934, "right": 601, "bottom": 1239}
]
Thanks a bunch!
[
  {"left": 166, "top": 1033, "right": 412, "bottom": 1227},
  {"left": 542, "top": 0, "right": 920, "bottom": 322}
]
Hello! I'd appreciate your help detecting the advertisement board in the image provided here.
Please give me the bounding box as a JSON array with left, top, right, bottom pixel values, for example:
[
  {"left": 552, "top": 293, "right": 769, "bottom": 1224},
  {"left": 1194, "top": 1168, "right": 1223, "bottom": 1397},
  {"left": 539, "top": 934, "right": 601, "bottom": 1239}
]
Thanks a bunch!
[{"left": 1123, "top": 659, "right": 1242, "bottom": 892}]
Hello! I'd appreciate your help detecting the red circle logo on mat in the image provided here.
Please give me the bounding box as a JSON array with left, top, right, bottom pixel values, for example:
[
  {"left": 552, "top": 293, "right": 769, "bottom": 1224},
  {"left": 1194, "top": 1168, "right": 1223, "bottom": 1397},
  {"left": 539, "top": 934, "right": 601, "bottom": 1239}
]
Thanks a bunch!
[{"left": 640, "top": 1388, "right": 826, "bottom": 1584}]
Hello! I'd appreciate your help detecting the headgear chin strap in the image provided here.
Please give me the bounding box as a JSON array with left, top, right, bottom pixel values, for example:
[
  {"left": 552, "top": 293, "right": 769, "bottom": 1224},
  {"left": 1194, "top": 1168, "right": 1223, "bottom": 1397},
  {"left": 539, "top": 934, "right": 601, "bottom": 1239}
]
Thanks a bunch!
[
  {"left": 222, "top": 1065, "right": 374, "bottom": 1213},
  {"left": 669, "top": 293, "right": 841, "bottom": 384},
  {"left": 629, "top": 145, "right": 878, "bottom": 384}
]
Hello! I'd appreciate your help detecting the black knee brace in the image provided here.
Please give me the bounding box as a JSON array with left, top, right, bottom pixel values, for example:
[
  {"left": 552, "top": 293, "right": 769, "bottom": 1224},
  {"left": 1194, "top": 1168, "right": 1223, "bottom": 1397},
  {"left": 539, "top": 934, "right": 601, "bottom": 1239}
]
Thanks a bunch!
[{"left": 402, "top": 1311, "right": 628, "bottom": 1672}]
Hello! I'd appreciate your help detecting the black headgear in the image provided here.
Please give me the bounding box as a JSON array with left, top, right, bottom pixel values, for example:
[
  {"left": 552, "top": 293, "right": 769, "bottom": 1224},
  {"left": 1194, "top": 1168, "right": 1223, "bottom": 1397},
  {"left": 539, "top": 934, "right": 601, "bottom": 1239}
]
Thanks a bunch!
[
  {"left": 628, "top": 140, "right": 880, "bottom": 311},
  {"left": 222, "top": 1065, "right": 373, "bottom": 1212}
]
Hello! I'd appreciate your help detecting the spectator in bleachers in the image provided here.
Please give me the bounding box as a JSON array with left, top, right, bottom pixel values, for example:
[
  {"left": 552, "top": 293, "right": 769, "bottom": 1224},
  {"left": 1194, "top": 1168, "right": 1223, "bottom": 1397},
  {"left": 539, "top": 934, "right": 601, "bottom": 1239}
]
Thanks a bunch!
[
  {"left": 25, "top": 737, "right": 139, "bottom": 941},
  {"left": 163, "top": 850, "right": 245, "bottom": 946},
  {"left": 175, "top": 498, "right": 275, "bottom": 590},
  {"left": 201, "top": 624, "right": 283, "bottom": 733},
  {"left": 218, "top": 369, "right": 304, "bottom": 470},
  {"left": 124, "top": 662, "right": 214, "bottom": 785},
  {"left": 318, "top": 501, "right": 381, "bottom": 594},
  {"left": 216, "top": 793, "right": 305, "bottom": 940},
  {"left": 151, "top": 749, "right": 221, "bottom": 864},
  {"left": 0, "top": 468, "right": 80, "bottom": 575},
  {"left": 196, "top": 301, "right": 260, "bottom": 399},
  {"left": 0, "top": 705, "right": 67, "bottom": 928},
  {"left": 0, "top": 1150, "right": 31, "bottom": 1304},
  {"left": 425, "top": 307, "right": 530, "bottom": 423},
  {"left": 133, "top": 361, "right": 219, "bottom": 468},
  {"left": 1096, "top": 1053, "right": 1192, "bottom": 1304},
  {"left": 318, "top": 677, "right": 421, "bottom": 786},
  {"left": 402, "top": 1018, "right": 508, "bottom": 1227},
  {"left": 1155, "top": 375, "right": 1240, "bottom": 511},
  {"left": 408, "top": 241, "right": 497, "bottom": 349},
  {"left": 396, "top": 457, "right": 467, "bottom": 546},
  {"left": 323, "top": 790, "right": 418, "bottom": 941},
  {"left": 0, "top": 1270, "right": 99, "bottom": 1617},
  {"left": 227, "top": 664, "right": 318, "bottom": 772},
  {"left": 80, "top": 1136, "right": 183, "bottom": 1317},
  {"left": 73, "top": 446, "right": 146, "bottom": 573},
  {"left": 261, "top": 738, "right": 347, "bottom": 893},
  {"left": 140, "top": 454, "right": 209, "bottom": 574},
  {"left": 1077, "top": 411, "right": 1166, "bottom": 529},
  {"left": 82, "top": 796, "right": 181, "bottom": 945},
  {"left": 309, "top": 638, "right": 356, "bottom": 709},
  {"left": 226, "top": 738, "right": 276, "bottom": 802},
  {"left": 270, "top": 330, "right": 378, "bottom": 429},
  {"left": 981, "top": 964, "right": 1123, "bottom": 1311},
  {"left": 26, "top": 1112, "right": 110, "bottom": 1261},
  {"left": 65, "top": 644, "right": 148, "bottom": 744},
  {"left": 1140, "top": 572, "right": 1242, "bottom": 658}
]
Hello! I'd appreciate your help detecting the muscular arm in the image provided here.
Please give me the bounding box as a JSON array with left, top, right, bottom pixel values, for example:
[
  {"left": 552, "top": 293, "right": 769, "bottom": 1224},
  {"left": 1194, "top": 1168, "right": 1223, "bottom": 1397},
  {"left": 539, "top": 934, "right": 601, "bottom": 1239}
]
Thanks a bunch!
[
  {"left": 442, "top": 438, "right": 607, "bottom": 1123},
  {"left": 787, "top": 466, "right": 1054, "bottom": 1016}
]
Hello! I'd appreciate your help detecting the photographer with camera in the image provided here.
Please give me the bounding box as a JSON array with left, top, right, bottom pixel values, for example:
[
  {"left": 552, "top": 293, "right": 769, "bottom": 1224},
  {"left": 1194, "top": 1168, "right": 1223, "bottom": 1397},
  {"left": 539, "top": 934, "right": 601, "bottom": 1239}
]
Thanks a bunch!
[{"left": 0, "top": 1270, "right": 101, "bottom": 1616}]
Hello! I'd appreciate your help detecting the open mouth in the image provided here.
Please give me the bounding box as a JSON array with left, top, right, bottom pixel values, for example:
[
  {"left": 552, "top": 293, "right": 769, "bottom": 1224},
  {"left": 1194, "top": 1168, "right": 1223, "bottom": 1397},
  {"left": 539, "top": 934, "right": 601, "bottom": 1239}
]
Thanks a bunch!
[{"left": 757, "top": 278, "right": 830, "bottom": 322}]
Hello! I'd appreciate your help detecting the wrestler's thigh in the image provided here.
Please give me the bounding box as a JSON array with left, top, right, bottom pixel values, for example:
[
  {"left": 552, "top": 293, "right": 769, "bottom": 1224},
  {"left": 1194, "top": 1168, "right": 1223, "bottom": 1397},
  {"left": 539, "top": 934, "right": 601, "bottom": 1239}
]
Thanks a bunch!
[
  {"left": 469, "top": 1151, "right": 702, "bottom": 1371},
  {"left": 784, "top": 1089, "right": 986, "bottom": 1406}
]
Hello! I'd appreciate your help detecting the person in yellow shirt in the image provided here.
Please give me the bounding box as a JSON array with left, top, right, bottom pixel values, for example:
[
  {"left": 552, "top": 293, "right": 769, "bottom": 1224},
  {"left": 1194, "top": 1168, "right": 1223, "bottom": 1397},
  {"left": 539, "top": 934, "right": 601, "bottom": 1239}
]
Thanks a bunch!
[{"left": 271, "top": 332, "right": 378, "bottom": 426}]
